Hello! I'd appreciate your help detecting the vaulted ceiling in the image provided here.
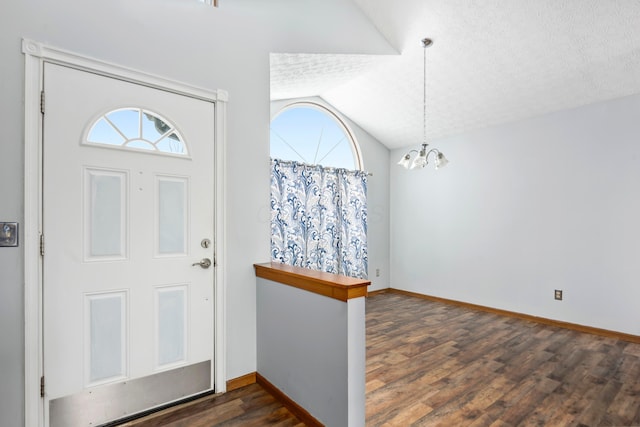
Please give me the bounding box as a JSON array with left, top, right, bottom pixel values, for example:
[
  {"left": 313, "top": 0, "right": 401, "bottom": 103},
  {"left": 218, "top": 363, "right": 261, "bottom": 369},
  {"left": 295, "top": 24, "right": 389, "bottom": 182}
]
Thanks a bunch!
[{"left": 270, "top": 1, "right": 640, "bottom": 150}]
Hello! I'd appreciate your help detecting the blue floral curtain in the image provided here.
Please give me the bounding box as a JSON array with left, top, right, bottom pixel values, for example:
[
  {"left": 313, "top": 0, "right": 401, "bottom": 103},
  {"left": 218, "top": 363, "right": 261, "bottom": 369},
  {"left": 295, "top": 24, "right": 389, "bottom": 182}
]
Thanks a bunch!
[{"left": 270, "top": 158, "right": 368, "bottom": 279}]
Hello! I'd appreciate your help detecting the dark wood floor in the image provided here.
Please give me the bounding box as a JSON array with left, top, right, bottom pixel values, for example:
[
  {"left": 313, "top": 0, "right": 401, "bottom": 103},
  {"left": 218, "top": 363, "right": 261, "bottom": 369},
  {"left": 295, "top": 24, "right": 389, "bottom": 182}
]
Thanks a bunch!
[
  {"left": 366, "top": 292, "right": 640, "bottom": 427},
  {"left": 119, "top": 383, "right": 304, "bottom": 427},
  {"left": 123, "top": 292, "right": 640, "bottom": 426}
]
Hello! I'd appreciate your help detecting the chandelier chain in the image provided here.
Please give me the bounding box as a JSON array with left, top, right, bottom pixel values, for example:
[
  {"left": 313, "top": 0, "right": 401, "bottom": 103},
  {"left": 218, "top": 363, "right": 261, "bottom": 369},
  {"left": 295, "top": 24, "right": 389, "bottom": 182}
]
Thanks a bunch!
[{"left": 423, "top": 39, "right": 427, "bottom": 146}]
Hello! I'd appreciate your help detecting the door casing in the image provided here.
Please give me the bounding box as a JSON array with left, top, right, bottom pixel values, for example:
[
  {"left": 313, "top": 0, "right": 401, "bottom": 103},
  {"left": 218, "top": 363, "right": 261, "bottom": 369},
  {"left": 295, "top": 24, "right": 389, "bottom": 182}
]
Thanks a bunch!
[{"left": 22, "top": 38, "right": 228, "bottom": 427}]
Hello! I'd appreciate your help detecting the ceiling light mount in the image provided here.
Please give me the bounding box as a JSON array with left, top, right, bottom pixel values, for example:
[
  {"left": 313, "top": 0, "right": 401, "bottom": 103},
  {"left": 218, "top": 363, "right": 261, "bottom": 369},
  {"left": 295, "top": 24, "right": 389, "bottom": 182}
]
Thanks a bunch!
[{"left": 397, "top": 37, "right": 449, "bottom": 171}]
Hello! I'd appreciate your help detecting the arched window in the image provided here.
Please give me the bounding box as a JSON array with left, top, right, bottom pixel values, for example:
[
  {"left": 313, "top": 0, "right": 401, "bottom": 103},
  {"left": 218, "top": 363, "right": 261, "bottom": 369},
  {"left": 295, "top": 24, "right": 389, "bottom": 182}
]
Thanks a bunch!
[
  {"left": 269, "top": 102, "right": 368, "bottom": 279},
  {"left": 85, "top": 108, "right": 189, "bottom": 157},
  {"left": 270, "top": 102, "right": 362, "bottom": 170}
]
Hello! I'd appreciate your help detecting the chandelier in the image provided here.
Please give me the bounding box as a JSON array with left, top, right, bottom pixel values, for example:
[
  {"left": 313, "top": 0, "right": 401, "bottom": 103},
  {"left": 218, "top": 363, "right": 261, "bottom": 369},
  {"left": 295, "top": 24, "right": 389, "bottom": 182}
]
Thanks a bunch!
[{"left": 397, "top": 38, "right": 449, "bottom": 170}]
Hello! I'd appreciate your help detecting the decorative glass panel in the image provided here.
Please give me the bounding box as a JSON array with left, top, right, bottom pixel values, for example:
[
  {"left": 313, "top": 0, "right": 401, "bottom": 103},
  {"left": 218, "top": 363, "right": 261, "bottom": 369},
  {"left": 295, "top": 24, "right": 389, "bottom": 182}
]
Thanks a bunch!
[
  {"left": 86, "top": 292, "right": 127, "bottom": 384},
  {"left": 87, "top": 118, "right": 125, "bottom": 146},
  {"left": 86, "top": 108, "right": 188, "bottom": 156},
  {"left": 106, "top": 109, "right": 139, "bottom": 140},
  {"left": 157, "top": 177, "right": 188, "bottom": 255},
  {"left": 156, "top": 134, "right": 185, "bottom": 154},
  {"left": 156, "top": 286, "right": 187, "bottom": 367},
  {"left": 142, "top": 111, "right": 171, "bottom": 142},
  {"left": 85, "top": 169, "right": 127, "bottom": 259}
]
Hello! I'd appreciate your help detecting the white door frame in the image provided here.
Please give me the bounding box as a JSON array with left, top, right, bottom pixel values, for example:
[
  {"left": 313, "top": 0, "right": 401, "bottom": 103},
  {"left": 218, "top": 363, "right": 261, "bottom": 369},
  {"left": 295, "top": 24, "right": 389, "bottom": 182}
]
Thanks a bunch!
[{"left": 22, "top": 39, "right": 228, "bottom": 427}]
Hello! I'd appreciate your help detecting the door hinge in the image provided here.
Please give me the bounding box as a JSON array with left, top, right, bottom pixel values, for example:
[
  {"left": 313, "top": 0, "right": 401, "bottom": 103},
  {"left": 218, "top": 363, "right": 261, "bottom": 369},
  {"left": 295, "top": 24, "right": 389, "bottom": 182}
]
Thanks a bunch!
[
  {"left": 40, "top": 90, "right": 45, "bottom": 114},
  {"left": 40, "top": 376, "right": 45, "bottom": 397},
  {"left": 40, "top": 234, "right": 44, "bottom": 256}
]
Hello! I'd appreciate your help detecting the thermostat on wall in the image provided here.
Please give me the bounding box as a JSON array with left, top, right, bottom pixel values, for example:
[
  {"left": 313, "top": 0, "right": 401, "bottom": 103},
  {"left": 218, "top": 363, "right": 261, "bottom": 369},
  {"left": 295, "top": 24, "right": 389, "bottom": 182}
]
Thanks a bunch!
[{"left": 0, "top": 222, "right": 19, "bottom": 247}]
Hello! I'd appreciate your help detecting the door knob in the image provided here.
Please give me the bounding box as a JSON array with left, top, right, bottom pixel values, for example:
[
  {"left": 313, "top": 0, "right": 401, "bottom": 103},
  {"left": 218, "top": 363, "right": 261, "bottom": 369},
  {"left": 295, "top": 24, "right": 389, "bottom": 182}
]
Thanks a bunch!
[{"left": 192, "top": 258, "right": 212, "bottom": 269}]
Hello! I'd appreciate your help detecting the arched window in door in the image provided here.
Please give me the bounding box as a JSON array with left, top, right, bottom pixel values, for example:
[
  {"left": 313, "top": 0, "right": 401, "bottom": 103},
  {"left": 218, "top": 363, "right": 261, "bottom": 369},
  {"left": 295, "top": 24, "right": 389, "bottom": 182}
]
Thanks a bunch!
[{"left": 270, "top": 102, "right": 363, "bottom": 170}]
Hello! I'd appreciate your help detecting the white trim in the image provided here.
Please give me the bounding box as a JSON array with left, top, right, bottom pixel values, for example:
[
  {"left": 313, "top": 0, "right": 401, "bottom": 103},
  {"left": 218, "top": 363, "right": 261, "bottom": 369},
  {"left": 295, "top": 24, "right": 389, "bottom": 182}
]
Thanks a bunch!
[
  {"left": 22, "top": 39, "right": 220, "bottom": 102},
  {"left": 23, "top": 38, "right": 44, "bottom": 427},
  {"left": 22, "top": 39, "right": 228, "bottom": 426},
  {"left": 214, "top": 88, "right": 228, "bottom": 393}
]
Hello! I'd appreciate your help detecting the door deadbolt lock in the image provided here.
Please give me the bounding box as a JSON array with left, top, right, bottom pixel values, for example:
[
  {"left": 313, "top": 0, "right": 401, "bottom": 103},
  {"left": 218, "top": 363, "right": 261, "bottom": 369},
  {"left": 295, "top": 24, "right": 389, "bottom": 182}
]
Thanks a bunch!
[
  {"left": 201, "top": 239, "right": 211, "bottom": 249},
  {"left": 192, "top": 258, "right": 212, "bottom": 269}
]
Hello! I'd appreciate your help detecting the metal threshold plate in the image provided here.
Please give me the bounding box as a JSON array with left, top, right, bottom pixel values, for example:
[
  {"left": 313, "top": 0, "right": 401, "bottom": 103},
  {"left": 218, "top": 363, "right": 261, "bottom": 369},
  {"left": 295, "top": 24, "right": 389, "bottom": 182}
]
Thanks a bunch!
[{"left": 49, "top": 360, "right": 211, "bottom": 427}]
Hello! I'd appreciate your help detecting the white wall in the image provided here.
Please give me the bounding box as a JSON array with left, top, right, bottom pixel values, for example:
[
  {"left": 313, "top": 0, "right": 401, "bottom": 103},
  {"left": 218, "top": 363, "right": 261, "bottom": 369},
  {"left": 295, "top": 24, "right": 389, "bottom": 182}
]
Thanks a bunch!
[
  {"left": 270, "top": 97, "right": 391, "bottom": 290},
  {"left": 257, "top": 277, "right": 366, "bottom": 427},
  {"left": 0, "top": 1, "right": 394, "bottom": 425},
  {"left": 391, "top": 93, "right": 640, "bottom": 336}
]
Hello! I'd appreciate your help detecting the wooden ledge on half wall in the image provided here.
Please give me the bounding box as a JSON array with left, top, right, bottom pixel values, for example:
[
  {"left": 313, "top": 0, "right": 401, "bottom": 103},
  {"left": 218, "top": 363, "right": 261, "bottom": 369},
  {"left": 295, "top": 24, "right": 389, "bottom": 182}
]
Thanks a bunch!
[{"left": 253, "top": 262, "right": 370, "bottom": 302}]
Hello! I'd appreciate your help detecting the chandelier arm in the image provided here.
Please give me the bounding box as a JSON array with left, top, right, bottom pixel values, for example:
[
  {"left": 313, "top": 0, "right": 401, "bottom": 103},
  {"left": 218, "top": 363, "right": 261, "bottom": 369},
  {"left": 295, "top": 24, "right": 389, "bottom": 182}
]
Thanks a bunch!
[
  {"left": 402, "top": 149, "right": 419, "bottom": 158},
  {"left": 425, "top": 148, "right": 441, "bottom": 162}
]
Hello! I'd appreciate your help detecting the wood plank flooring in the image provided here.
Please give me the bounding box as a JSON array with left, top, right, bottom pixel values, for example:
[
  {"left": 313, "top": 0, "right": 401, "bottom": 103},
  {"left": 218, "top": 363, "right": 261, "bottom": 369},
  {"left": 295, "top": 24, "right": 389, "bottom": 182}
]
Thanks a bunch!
[
  {"left": 119, "top": 383, "right": 304, "bottom": 427},
  {"left": 121, "top": 292, "right": 640, "bottom": 426},
  {"left": 366, "top": 292, "right": 640, "bottom": 426}
]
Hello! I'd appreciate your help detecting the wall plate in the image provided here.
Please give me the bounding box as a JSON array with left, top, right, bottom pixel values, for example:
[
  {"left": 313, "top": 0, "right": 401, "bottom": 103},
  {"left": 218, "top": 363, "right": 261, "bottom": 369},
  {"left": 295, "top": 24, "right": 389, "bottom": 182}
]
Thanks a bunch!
[{"left": 0, "top": 222, "right": 19, "bottom": 247}]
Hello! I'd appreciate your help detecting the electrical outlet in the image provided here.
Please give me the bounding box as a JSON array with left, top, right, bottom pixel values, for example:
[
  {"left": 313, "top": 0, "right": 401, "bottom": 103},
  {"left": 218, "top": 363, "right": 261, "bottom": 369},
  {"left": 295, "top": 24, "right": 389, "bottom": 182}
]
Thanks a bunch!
[
  {"left": 554, "top": 290, "right": 563, "bottom": 300},
  {"left": 375, "top": 268, "right": 380, "bottom": 277}
]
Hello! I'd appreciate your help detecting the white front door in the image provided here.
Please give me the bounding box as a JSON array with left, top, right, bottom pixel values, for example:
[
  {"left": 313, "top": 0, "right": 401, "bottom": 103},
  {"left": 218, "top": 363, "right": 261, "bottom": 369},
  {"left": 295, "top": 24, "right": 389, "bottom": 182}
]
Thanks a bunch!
[{"left": 42, "top": 63, "right": 216, "bottom": 427}]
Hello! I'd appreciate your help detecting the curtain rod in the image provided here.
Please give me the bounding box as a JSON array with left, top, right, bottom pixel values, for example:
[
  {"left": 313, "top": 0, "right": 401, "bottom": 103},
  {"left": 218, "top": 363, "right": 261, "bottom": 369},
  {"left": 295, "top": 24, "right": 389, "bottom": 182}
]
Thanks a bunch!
[{"left": 271, "top": 158, "right": 373, "bottom": 176}]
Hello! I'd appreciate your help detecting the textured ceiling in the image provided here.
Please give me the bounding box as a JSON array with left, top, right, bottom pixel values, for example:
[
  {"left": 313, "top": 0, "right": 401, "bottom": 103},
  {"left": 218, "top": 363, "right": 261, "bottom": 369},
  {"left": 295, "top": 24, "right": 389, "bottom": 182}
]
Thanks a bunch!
[{"left": 270, "top": 0, "right": 640, "bottom": 150}]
